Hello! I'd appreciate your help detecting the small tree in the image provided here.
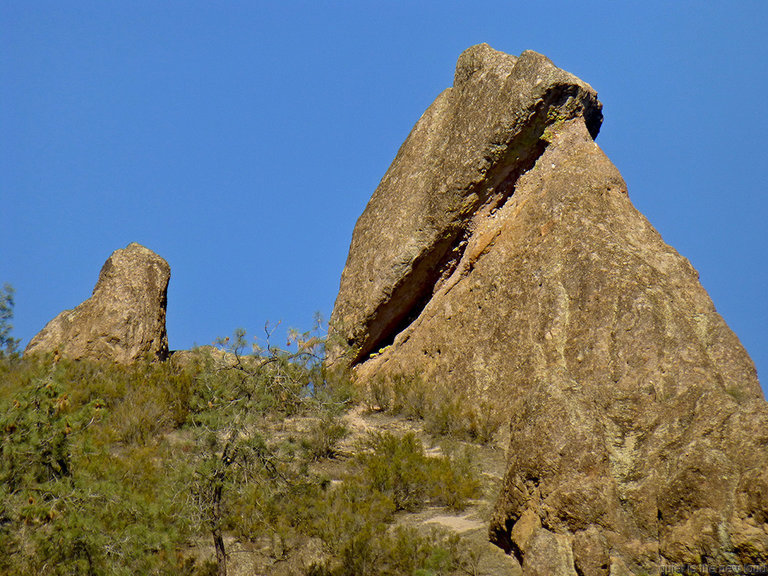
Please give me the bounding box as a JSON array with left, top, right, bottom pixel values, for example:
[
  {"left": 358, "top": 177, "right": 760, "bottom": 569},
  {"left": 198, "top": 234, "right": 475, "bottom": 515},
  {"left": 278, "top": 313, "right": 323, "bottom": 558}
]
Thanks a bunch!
[
  {"left": 187, "top": 324, "right": 327, "bottom": 576},
  {"left": 0, "top": 283, "right": 20, "bottom": 355}
]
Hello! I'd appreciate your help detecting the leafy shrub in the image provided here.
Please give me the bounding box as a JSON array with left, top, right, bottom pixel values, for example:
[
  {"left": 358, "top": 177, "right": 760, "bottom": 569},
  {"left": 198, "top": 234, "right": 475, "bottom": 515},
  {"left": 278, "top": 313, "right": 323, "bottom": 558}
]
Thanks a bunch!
[
  {"left": 309, "top": 363, "right": 357, "bottom": 410},
  {"left": 302, "top": 414, "right": 349, "bottom": 460},
  {"left": 365, "top": 375, "right": 393, "bottom": 412},
  {"left": 307, "top": 525, "right": 477, "bottom": 576},
  {"left": 302, "top": 479, "right": 397, "bottom": 556},
  {"left": 299, "top": 429, "right": 480, "bottom": 575},
  {"left": 364, "top": 374, "right": 505, "bottom": 444},
  {"left": 391, "top": 373, "right": 430, "bottom": 420},
  {"left": 356, "top": 431, "right": 479, "bottom": 512}
]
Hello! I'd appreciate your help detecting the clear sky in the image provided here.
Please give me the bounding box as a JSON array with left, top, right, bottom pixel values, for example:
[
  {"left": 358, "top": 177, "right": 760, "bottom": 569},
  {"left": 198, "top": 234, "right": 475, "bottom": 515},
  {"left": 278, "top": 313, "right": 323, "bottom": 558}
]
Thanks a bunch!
[{"left": 2, "top": 2, "right": 766, "bottom": 393}]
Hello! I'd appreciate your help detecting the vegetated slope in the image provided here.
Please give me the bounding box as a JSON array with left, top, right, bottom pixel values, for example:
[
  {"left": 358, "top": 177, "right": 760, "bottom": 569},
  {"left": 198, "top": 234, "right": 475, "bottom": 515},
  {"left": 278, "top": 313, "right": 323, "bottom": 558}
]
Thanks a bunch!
[{"left": 0, "top": 336, "right": 519, "bottom": 576}]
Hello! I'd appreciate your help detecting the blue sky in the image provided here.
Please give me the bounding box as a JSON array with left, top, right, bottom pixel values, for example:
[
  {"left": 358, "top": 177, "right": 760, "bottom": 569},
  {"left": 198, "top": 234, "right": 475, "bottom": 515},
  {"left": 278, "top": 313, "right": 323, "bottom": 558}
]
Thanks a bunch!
[{"left": 2, "top": 2, "right": 766, "bottom": 393}]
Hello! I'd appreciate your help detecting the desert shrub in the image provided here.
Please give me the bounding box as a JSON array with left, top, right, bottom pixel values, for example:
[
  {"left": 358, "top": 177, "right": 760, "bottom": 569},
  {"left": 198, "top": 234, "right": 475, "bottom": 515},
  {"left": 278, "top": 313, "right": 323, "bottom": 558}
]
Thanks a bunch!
[
  {"left": 110, "top": 384, "right": 171, "bottom": 445},
  {"left": 364, "top": 374, "right": 504, "bottom": 445},
  {"left": 390, "top": 373, "right": 430, "bottom": 420},
  {"left": 307, "top": 525, "right": 477, "bottom": 576},
  {"left": 424, "top": 394, "right": 467, "bottom": 438},
  {"left": 302, "top": 479, "right": 397, "bottom": 555},
  {"left": 461, "top": 398, "right": 505, "bottom": 445},
  {"left": 302, "top": 414, "right": 349, "bottom": 460},
  {"left": 298, "top": 429, "right": 480, "bottom": 572},
  {"left": 356, "top": 431, "right": 479, "bottom": 512},
  {"left": 426, "top": 393, "right": 505, "bottom": 445},
  {"left": 378, "top": 525, "right": 477, "bottom": 576},
  {"left": 365, "top": 375, "right": 393, "bottom": 412}
]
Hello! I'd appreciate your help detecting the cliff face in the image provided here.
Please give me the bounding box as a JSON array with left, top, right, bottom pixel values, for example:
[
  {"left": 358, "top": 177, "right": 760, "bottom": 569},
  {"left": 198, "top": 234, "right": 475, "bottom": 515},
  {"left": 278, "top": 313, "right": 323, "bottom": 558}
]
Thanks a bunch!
[{"left": 330, "top": 45, "right": 767, "bottom": 573}]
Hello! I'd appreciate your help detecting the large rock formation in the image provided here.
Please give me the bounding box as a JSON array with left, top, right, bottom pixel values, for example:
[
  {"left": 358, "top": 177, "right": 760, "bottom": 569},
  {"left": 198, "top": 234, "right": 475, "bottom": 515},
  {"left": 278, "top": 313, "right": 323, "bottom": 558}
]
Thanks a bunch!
[
  {"left": 330, "top": 45, "right": 768, "bottom": 573},
  {"left": 26, "top": 242, "right": 170, "bottom": 364}
]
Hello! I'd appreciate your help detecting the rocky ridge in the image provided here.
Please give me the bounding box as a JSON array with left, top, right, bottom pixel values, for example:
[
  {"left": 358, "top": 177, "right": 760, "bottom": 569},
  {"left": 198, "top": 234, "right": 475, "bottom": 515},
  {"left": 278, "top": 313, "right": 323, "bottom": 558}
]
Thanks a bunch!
[{"left": 329, "top": 44, "right": 768, "bottom": 573}]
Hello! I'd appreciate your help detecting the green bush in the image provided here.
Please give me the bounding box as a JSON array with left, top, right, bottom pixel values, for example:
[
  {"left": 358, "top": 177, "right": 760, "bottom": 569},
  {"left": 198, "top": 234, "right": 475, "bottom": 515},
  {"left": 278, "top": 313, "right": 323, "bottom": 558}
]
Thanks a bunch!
[
  {"left": 299, "top": 429, "right": 480, "bottom": 574},
  {"left": 0, "top": 284, "right": 19, "bottom": 355},
  {"left": 302, "top": 414, "right": 349, "bottom": 460},
  {"left": 365, "top": 375, "right": 393, "bottom": 412},
  {"left": 307, "top": 525, "right": 477, "bottom": 576},
  {"left": 364, "top": 374, "right": 505, "bottom": 445},
  {"left": 0, "top": 325, "right": 482, "bottom": 576},
  {"left": 356, "top": 431, "right": 479, "bottom": 512},
  {"left": 391, "top": 373, "right": 430, "bottom": 420}
]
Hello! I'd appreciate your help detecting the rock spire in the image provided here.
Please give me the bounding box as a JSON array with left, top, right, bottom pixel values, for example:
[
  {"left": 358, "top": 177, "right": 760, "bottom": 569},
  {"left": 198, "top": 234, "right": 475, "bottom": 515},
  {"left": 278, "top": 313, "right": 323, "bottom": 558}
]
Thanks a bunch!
[
  {"left": 329, "top": 44, "right": 767, "bottom": 573},
  {"left": 25, "top": 242, "right": 170, "bottom": 364}
]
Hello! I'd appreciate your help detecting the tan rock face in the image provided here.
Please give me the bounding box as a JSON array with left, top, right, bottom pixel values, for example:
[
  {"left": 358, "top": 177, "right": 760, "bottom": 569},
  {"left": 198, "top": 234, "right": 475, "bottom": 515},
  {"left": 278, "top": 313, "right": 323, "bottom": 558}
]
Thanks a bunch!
[
  {"left": 25, "top": 242, "right": 170, "bottom": 364},
  {"left": 330, "top": 45, "right": 768, "bottom": 573},
  {"left": 329, "top": 44, "right": 603, "bottom": 366}
]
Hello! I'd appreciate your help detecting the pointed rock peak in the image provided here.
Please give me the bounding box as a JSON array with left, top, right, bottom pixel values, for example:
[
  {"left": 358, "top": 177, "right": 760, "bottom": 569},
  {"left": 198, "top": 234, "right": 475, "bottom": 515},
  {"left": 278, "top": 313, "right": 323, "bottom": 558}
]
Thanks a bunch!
[
  {"left": 330, "top": 45, "right": 767, "bottom": 571},
  {"left": 25, "top": 242, "right": 170, "bottom": 364},
  {"left": 329, "top": 46, "right": 603, "bottom": 367},
  {"left": 453, "top": 43, "right": 518, "bottom": 87}
]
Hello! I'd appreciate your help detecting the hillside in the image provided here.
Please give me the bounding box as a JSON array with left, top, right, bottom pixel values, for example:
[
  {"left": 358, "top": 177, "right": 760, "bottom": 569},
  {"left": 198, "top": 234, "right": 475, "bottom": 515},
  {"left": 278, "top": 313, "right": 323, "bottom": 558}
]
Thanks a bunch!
[{"left": 0, "top": 337, "right": 520, "bottom": 575}]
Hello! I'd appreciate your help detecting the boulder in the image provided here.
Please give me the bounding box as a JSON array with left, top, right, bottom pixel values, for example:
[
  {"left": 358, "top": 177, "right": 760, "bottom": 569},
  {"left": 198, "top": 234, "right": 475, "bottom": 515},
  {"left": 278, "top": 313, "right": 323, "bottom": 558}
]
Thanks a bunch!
[
  {"left": 25, "top": 242, "right": 170, "bottom": 364},
  {"left": 329, "top": 45, "right": 768, "bottom": 573}
]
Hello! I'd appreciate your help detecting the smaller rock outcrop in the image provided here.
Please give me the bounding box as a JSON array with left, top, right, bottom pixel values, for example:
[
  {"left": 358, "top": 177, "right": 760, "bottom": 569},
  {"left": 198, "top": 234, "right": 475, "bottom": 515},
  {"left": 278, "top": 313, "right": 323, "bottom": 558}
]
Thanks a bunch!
[{"left": 25, "top": 243, "right": 170, "bottom": 364}]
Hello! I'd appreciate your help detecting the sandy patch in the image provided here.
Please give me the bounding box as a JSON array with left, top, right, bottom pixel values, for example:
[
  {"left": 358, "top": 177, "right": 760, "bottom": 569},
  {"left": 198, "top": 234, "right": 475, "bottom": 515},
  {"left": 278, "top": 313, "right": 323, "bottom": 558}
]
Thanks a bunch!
[{"left": 426, "top": 514, "right": 485, "bottom": 534}]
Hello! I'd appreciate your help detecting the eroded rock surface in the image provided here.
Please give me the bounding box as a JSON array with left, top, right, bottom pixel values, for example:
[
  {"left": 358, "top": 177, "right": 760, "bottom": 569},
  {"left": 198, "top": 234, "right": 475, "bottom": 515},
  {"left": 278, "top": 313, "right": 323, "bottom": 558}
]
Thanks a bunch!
[
  {"left": 329, "top": 44, "right": 602, "bottom": 366},
  {"left": 330, "top": 44, "right": 768, "bottom": 573},
  {"left": 26, "top": 242, "right": 170, "bottom": 363}
]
